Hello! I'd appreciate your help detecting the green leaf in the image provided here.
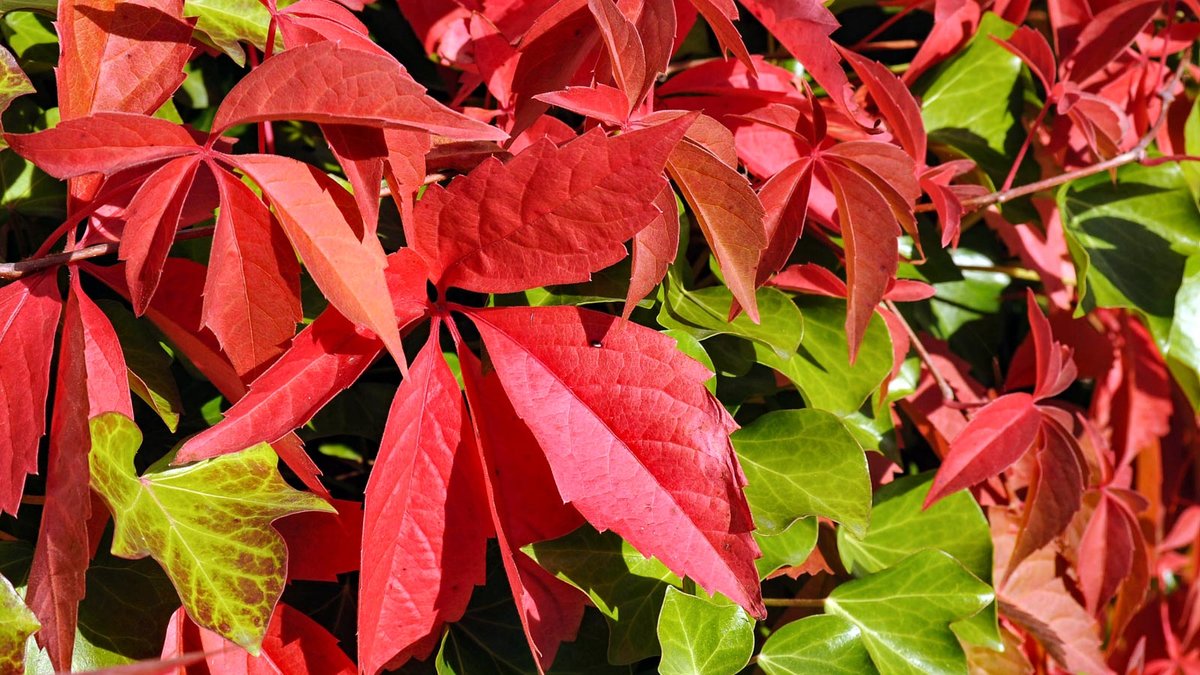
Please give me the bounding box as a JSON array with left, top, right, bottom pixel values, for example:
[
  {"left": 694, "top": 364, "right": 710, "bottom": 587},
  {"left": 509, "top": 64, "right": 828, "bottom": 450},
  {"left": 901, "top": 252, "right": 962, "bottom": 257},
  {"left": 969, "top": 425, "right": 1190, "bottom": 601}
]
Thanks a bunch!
[
  {"left": 527, "top": 526, "right": 680, "bottom": 664},
  {"left": 658, "top": 273, "right": 804, "bottom": 356},
  {"left": 755, "top": 297, "right": 892, "bottom": 415},
  {"left": 0, "top": 44, "right": 33, "bottom": 145},
  {"left": 183, "top": 0, "right": 280, "bottom": 66},
  {"left": 732, "top": 409, "right": 870, "bottom": 536},
  {"left": 758, "top": 615, "right": 877, "bottom": 675},
  {"left": 663, "top": 329, "right": 716, "bottom": 394},
  {"left": 87, "top": 412, "right": 333, "bottom": 653},
  {"left": 0, "top": 150, "right": 66, "bottom": 222},
  {"left": 836, "top": 473, "right": 999, "bottom": 650},
  {"left": 1, "top": 12, "right": 58, "bottom": 74},
  {"left": 754, "top": 517, "right": 818, "bottom": 579},
  {"left": 825, "top": 550, "right": 993, "bottom": 675},
  {"left": 1059, "top": 161, "right": 1200, "bottom": 409},
  {"left": 1168, "top": 256, "right": 1200, "bottom": 409},
  {"left": 99, "top": 301, "right": 183, "bottom": 432},
  {"left": 0, "top": 573, "right": 36, "bottom": 674},
  {"left": 656, "top": 587, "right": 753, "bottom": 675},
  {"left": 919, "top": 13, "right": 1031, "bottom": 191}
]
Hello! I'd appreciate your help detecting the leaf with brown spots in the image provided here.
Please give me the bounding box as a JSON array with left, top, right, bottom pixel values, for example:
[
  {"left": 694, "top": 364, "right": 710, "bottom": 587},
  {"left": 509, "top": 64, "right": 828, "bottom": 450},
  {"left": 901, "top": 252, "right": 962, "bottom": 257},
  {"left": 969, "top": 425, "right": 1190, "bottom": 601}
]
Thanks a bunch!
[{"left": 87, "top": 412, "right": 333, "bottom": 654}]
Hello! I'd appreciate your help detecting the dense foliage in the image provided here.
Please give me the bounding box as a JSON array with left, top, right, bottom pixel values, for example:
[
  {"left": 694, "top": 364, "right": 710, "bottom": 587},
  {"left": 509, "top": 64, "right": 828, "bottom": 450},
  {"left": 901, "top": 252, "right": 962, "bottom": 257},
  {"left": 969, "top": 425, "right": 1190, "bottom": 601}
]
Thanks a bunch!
[{"left": 0, "top": 0, "right": 1197, "bottom": 672}]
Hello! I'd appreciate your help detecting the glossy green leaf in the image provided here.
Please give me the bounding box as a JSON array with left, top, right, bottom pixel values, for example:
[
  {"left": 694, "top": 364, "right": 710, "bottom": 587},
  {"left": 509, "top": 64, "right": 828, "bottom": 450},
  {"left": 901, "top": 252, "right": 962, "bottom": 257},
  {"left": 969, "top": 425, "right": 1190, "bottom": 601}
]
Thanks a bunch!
[
  {"left": 87, "top": 412, "right": 333, "bottom": 653},
  {"left": 758, "top": 615, "right": 877, "bottom": 675},
  {"left": 183, "top": 0, "right": 283, "bottom": 66},
  {"left": 0, "top": 573, "right": 36, "bottom": 674},
  {"left": 0, "top": 150, "right": 66, "bottom": 222},
  {"left": 919, "top": 13, "right": 1029, "bottom": 189},
  {"left": 1169, "top": 256, "right": 1200, "bottom": 409},
  {"left": 837, "top": 473, "right": 999, "bottom": 650},
  {"left": 732, "top": 409, "right": 870, "bottom": 536},
  {"left": 656, "top": 588, "right": 753, "bottom": 675},
  {"left": 658, "top": 273, "right": 804, "bottom": 356},
  {"left": 99, "top": 301, "right": 183, "bottom": 432},
  {"left": 825, "top": 550, "right": 993, "bottom": 675},
  {"left": 756, "top": 297, "right": 892, "bottom": 415},
  {"left": 664, "top": 329, "right": 717, "bottom": 393},
  {"left": 754, "top": 517, "right": 818, "bottom": 579},
  {"left": 528, "top": 526, "right": 680, "bottom": 664}
]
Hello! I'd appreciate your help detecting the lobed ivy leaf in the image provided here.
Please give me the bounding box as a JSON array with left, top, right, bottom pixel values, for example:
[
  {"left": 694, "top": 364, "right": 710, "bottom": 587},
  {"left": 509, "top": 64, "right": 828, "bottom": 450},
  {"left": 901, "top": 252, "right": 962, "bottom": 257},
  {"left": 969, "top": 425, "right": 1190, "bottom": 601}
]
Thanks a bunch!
[
  {"left": 758, "top": 615, "right": 876, "bottom": 675},
  {"left": 754, "top": 518, "right": 818, "bottom": 580},
  {"left": 825, "top": 550, "right": 994, "bottom": 675},
  {"left": 656, "top": 587, "right": 753, "bottom": 675},
  {"left": 87, "top": 412, "right": 334, "bottom": 653},
  {"left": 732, "top": 409, "right": 870, "bottom": 537},
  {"left": 658, "top": 273, "right": 804, "bottom": 356}
]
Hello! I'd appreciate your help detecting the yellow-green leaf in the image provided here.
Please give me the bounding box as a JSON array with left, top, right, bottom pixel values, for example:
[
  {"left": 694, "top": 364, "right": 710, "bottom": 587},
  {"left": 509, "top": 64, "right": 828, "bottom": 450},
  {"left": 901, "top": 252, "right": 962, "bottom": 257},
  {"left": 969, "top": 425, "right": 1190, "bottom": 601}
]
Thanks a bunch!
[{"left": 0, "top": 573, "right": 36, "bottom": 673}]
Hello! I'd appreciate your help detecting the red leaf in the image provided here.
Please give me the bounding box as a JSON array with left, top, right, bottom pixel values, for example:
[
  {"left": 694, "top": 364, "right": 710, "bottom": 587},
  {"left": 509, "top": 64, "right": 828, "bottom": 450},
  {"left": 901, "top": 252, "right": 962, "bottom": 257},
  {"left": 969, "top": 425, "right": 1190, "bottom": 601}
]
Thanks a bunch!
[
  {"left": 176, "top": 307, "right": 382, "bottom": 463},
  {"left": 230, "top": 154, "right": 404, "bottom": 365},
  {"left": 383, "top": 127, "right": 431, "bottom": 230},
  {"left": 535, "top": 85, "right": 631, "bottom": 126},
  {"left": 55, "top": 0, "right": 193, "bottom": 120},
  {"left": 755, "top": 159, "right": 813, "bottom": 286},
  {"left": 1025, "top": 289, "right": 1076, "bottom": 400},
  {"left": 665, "top": 136, "right": 767, "bottom": 321},
  {"left": 994, "top": 26, "right": 1057, "bottom": 93},
  {"left": 625, "top": 181, "right": 680, "bottom": 318},
  {"left": 1079, "top": 491, "right": 1135, "bottom": 615},
  {"left": 5, "top": 113, "right": 198, "bottom": 179},
  {"left": 0, "top": 271, "right": 62, "bottom": 515},
  {"left": 468, "top": 305, "right": 764, "bottom": 617},
  {"left": 839, "top": 47, "right": 926, "bottom": 161},
  {"left": 322, "top": 124, "right": 387, "bottom": 235},
  {"left": 203, "top": 167, "right": 302, "bottom": 379},
  {"left": 925, "top": 393, "right": 1043, "bottom": 507},
  {"left": 275, "top": 499, "right": 362, "bottom": 582},
  {"left": 411, "top": 119, "right": 690, "bottom": 293},
  {"left": 459, "top": 348, "right": 586, "bottom": 671},
  {"left": 119, "top": 155, "right": 201, "bottom": 314},
  {"left": 1062, "top": 0, "right": 1159, "bottom": 85},
  {"left": 687, "top": 0, "right": 753, "bottom": 69},
  {"left": 359, "top": 338, "right": 489, "bottom": 674},
  {"left": 27, "top": 273, "right": 131, "bottom": 670},
  {"left": 211, "top": 41, "right": 505, "bottom": 141},
  {"left": 588, "top": 0, "right": 647, "bottom": 110},
  {"left": 770, "top": 263, "right": 846, "bottom": 297},
  {"left": 1008, "top": 416, "right": 1084, "bottom": 569},
  {"left": 162, "top": 603, "right": 355, "bottom": 674}
]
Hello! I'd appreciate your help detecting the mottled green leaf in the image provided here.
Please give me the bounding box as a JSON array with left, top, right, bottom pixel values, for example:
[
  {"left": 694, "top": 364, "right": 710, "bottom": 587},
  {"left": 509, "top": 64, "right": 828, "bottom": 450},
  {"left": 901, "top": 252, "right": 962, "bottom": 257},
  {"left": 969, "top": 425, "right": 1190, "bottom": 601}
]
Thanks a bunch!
[
  {"left": 754, "top": 517, "right": 818, "bottom": 579},
  {"left": 0, "top": 43, "right": 33, "bottom": 146},
  {"left": 0, "top": 573, "right": 36, "bottom": 674},
  {"left": 99, "top": 301, "right": 183, "bottom": 432},
  {"left": 758, "top": 615, "right": 877, "bottom": 675},
  {"left": 88, "top": 412, "right": 333, "bottom": 653},
  {"left": 732, "top": 409, "right": 870, "bottom": 536},
  {"left": 756, "top": 297, "right": 892, "bottom": 415},
  {"left": 656, "top": 588, "right": 753, "bottom": 675},
  {"left": 658, "top": 273, "right": 804, "bottom": 356},
  {"left": 836, "top": 473, "right": 999, "bottom": 650},
  {"left": 825, "top": 550, "right": 993, "bottom": 675},
  {"left": 528, "top": 526, "right": 680, "bottom": 664}
]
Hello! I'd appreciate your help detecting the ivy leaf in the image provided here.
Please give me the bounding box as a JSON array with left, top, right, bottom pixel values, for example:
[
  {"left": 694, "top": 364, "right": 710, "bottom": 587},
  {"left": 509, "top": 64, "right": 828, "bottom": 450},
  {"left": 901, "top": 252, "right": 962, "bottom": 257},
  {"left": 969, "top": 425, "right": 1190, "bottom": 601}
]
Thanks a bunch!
[
  {"left": 87, "top": 412, "right": 334, "bottom": 652},
  {"left": 658, "top": 275, "right": 804, "bottom": 356},
  {"left": 528, "top": 526, "right": 681, "bottom": 665},
  {"left": 754, "top": 518, "right": 818, "bottom": 579},
  {"left": 183, "top": 0, "right": 274, "bottom": 65},
  {"left": 656, "top": 588, "right": 753, "bottom": 675},
  {"left": 825, "top": 550, "right": 993, "bottom": 675},
  {"left": 731, "top": 409, "right": 870, "bottom": 536},
  {"left": 758, "top": 615, "right": 876, "bottom": 675},
  {"left": 0, "top": 45, "right": 33, "bottom": 142},
  {"left": 0, "top": 573, "right": 37, "bottom": 672}
]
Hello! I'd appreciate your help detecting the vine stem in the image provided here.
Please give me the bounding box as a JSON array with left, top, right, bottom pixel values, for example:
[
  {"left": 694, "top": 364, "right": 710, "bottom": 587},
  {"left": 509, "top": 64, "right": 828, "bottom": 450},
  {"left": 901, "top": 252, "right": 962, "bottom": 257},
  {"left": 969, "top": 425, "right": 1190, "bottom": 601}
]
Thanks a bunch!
[
  {"left": 0, "top": 226, "right": 214, "bottom": 281},
  {"left": 762, "top": 597, "right": 825, "bottom": 608},
  {"left": 884, "top": 299, "right": 958, "bottom": 404},
  {"left": 917, "top": 47, "right": 1190, "bottom": 216}
]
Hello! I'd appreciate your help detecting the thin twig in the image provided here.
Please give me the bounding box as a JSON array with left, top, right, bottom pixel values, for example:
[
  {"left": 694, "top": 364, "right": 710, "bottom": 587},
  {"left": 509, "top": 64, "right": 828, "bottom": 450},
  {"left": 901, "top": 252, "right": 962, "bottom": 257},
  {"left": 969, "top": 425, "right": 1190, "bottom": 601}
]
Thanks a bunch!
[
  {"left": 0, "top": 226, "right": 215, "bottom": 281},
  {"left": 884, "top": 299, "right": 956, "bottom": 403},
  {"left": 917, "top": 48, "right": 1190, "bottom": 215},
  {"left": 762, "top": 597, "right": 826, "bottom": 608}
]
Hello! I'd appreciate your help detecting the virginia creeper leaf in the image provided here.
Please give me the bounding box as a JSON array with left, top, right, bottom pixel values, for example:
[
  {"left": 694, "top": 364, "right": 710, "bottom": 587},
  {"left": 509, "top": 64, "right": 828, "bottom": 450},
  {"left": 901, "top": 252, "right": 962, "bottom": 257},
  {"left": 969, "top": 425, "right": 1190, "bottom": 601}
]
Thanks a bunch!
[
  {"left": 118, "top": 155, "right": 201, "bottom": 314},
  {"left": 4, "top": 113, "right": 198, "bottom": 180},
  {"left": 625, "top": 182, "right": 680, "bottom": 318},
  {"left": 469, "top": 305, "right": 764, "bottom": 618},
  {"left": 87, "top": 412, "right": 334, "bottom": 652},
  {"left": 656, "top": 587, "right": 753, "bottom": 675},
  {"left": 758, "top": 615, "right": 876, "bottom": 675}
]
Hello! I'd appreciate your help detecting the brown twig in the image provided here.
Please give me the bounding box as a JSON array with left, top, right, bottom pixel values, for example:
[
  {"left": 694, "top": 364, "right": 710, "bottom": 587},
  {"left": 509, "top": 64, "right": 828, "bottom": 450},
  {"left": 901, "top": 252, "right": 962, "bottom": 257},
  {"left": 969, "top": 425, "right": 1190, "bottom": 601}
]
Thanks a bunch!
[
  {"left": 884, "top": 299, "right": 957, "bottom": 404},
  {"left": 0, "top": 226, "right": 215, "bottom": 281},
  {"left": 917, "top": 48, "right": 1190, "bottom": 215},
  {"left": 762, "top": 597, "right": 826, "bottom": 608}
]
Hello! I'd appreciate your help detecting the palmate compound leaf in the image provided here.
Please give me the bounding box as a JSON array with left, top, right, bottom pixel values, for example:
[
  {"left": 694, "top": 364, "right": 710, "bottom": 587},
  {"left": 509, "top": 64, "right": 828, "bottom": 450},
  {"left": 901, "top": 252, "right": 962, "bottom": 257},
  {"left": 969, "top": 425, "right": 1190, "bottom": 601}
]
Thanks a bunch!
[
  {"left": 730, "top": 409, "right": 871, "bottom": 537},
  {"left": 469, "top": 305, "right": 764, "bottom": 619},
  {"left": 656, "top": 587, "right": 753, "bottom": 675},
  {"left": 758, "top": 614, "right": 876, "bottom": 675},
  {"left": 824, "top": 550, "right": 994, "bottom": 675},
  {"left": 87, "top": 413, "right": 334, "bottom": 653},
  {"left": 0, "top": 573, "right": 37, "bottom": 672}
]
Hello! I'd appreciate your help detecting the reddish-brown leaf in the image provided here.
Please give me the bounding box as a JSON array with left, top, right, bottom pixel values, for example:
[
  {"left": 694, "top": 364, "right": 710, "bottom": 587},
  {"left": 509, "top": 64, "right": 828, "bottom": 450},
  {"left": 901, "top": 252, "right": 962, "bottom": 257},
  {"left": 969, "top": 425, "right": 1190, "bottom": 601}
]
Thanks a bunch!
[
  {"left": 211, "top": 41, "right": 505, "bottom": 141},
  {"left": 588, "top": 0, "right": 648, "bottom": 110},
  {"left": 274, "top": 499, "right": 362, "bottom": 582},
  {"left": 203, "top": 167, "right": 302, "bottom": 379},
  {"left": 1079, "top": 491, "right": 1135, "bottom": 615},
  {"left": 411, "top": 119, "right": 690, "bottom": 293},
  {"left": 27, "top": 273, "right": 132, "bottom": 671},
  {"left": 839, "top": 47, "right": 926, "bottom": 161},
  {"left": 535, "top": 84, "right": 631, "bottom": 126},
  {"left": 119, "top": 155, "right": 201, "bottom": 314},
  {"left": 666, "top": 136, "right": 767, "bottom": 321},
  {"left": 1008, "top": 416, "right": 1085, "bottom": 570},
  {"left": 469, "top": 305, "right": 764, "bottom": 617},
  {"left": 625, "top": 181, "right": 681, "bottom": 318},
  {"left": 4, "top": 113, "right": 198, "bottom": 179},
  {"left": 0, "top": 271, "right": 62, "bottom": 515},
  {"left": 359, "top": 338, "right": 489, "bottom": 674},
  {"left": 231, "top": 154, "right": 404, "bottom": 364},
  {"left": 1025, "top": 289, "right": 1077, "bottom": 400},
  {"left": 925, "top": 393, "right": 1043, "bottom": 507}
]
